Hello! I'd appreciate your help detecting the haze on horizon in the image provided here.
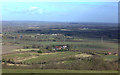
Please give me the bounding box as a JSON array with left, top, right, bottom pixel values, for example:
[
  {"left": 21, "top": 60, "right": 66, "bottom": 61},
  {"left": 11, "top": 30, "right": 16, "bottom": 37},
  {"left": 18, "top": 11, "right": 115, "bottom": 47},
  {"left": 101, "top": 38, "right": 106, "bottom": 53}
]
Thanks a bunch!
[{"left": 1, "top": 2, "right": 118, "bottom": 23}]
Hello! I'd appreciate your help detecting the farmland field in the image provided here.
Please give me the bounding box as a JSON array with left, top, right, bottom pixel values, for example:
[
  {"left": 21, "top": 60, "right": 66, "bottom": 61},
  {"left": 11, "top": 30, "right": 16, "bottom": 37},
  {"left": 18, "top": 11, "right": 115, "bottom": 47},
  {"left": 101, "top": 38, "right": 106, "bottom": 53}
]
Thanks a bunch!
[
  {"left": 2, "top": 69, "right": 118, "bottom": 73},
  {"left": 2, "top": 21, "right": 119, "bottom": 73},
  {"left": 2, "top": 45, "right": 22, "bottom": 54}
]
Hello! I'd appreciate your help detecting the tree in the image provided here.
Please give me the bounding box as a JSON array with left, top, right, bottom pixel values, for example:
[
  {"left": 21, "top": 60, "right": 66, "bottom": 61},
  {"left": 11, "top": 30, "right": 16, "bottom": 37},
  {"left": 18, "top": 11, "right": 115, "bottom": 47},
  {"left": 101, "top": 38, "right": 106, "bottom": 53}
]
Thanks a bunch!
[{"left": 37, "top": 50, "right": 42, "bottom": 53}]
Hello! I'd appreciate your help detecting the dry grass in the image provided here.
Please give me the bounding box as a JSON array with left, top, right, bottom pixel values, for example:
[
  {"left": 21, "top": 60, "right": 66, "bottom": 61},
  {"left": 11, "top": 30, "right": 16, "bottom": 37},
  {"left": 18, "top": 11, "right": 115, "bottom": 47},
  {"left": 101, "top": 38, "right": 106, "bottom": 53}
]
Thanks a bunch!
[
  {"left": 75, "top": 53, "right": 92, "bottom": 58},
  {"left": 2, "top": 45, "right": 21, "bottom": 54}
]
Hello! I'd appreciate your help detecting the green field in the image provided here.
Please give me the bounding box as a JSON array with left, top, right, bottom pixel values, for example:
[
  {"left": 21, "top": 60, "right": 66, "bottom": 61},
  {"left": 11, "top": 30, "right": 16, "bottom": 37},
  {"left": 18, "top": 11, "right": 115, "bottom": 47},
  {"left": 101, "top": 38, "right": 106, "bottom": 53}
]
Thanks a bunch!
[
  {"left": 103, "top": 55, "right": 118, "bottom": 61},
  {"left": 3, "top": 39, "right": 118, "bottom": 53},
  {"left": 2, "top": 69, "right": 118, "bottom": 73},
  {"left": 24, "top": 52, "right": 78, "bottom": 64}
]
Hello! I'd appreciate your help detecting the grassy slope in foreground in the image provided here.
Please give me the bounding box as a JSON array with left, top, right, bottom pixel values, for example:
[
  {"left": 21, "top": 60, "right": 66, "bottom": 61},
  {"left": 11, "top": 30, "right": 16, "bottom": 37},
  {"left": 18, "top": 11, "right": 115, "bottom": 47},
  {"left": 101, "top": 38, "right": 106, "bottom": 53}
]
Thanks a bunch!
[{"left": 2, "top": 69, "right": 118, "bottom": 73}]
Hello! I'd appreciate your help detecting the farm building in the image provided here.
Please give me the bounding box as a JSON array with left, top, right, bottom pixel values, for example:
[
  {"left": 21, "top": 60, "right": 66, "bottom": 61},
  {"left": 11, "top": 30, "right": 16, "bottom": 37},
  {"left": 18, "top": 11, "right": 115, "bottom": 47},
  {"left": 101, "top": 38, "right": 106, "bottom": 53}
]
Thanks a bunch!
[
  {"left": 52, "top": 45, "right": 68, "bottom": 50},
  {"left": 108, "top": 52, "right": 112, "bottom": 55},
  {"left": 105, "top": 52, "right": 118, "bottom": 56}
]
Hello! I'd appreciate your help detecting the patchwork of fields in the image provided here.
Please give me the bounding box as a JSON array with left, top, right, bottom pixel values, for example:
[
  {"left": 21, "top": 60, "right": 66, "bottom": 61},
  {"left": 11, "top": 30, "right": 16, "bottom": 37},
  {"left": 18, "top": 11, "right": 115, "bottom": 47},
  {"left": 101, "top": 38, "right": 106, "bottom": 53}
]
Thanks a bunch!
[{"left": 2, "top": 21, "right": 119, "bottom": 73}]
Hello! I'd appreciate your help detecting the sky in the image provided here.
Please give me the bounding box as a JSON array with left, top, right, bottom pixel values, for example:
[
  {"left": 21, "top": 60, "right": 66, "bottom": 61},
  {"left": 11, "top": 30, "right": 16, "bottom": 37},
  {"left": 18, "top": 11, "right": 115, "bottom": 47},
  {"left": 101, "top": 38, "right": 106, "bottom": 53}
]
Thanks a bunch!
[{"left": 0, "top": 2, "right": 118, "bottom": 23}]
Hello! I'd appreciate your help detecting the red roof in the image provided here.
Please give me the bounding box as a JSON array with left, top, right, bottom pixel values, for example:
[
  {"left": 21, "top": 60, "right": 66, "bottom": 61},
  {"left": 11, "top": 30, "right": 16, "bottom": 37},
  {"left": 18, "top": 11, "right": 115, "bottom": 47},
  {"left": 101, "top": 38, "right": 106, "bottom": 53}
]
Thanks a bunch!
[{"left": 56, "top": 46, "right": 61, "bottom": 48}]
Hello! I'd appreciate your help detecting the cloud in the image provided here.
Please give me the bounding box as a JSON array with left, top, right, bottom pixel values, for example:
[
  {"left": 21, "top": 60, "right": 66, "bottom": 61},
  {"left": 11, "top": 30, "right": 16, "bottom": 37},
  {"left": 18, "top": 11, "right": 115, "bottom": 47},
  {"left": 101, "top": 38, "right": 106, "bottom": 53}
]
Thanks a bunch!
[
  {"left": 28, "top": 6, "right": 44, "bottom": 14},
  {"left": 29, "top": 6, "right": 38, "bottom": 10}
]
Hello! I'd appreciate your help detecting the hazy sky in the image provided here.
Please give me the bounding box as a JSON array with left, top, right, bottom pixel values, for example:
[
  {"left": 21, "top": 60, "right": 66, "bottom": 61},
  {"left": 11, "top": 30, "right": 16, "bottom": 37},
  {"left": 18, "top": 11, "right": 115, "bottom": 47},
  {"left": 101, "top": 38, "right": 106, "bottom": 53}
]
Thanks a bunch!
[{"left": 1, "top": 2, "right": 118, "bottom": 23}]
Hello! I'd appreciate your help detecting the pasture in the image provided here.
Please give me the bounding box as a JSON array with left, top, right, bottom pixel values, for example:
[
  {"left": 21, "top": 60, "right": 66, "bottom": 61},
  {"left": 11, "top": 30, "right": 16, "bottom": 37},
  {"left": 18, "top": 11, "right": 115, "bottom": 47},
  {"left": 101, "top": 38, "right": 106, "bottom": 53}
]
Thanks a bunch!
[{"left": 2, "top": 69, "right": 118, "bottom": 73}]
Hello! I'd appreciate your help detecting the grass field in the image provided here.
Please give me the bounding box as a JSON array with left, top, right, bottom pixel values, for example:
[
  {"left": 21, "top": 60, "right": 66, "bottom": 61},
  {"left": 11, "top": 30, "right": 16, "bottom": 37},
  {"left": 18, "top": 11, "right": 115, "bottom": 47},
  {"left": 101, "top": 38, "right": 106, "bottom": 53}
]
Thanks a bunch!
[
  {"left": 21, "top": 52, "right": 79, "bottom": 64},
  {"left": 13, "top": 49, "right": 39, "bottom": 51},
  {"left": 103, "top": 55, "right": 118, "bottom": 61},
  {"left": 3, "top": 38, "right": 118, "bottom": 49},
  {"left": 2, "top": 69, "right": 118, "bottom": 73}
]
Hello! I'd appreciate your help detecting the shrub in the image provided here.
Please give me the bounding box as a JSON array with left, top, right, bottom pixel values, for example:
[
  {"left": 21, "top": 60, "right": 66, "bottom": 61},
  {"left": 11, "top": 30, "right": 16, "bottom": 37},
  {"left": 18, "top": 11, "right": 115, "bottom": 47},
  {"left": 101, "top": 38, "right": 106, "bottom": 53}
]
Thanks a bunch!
[{"left": 37, "top": 50, "right": 42, "bottom": 53}]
